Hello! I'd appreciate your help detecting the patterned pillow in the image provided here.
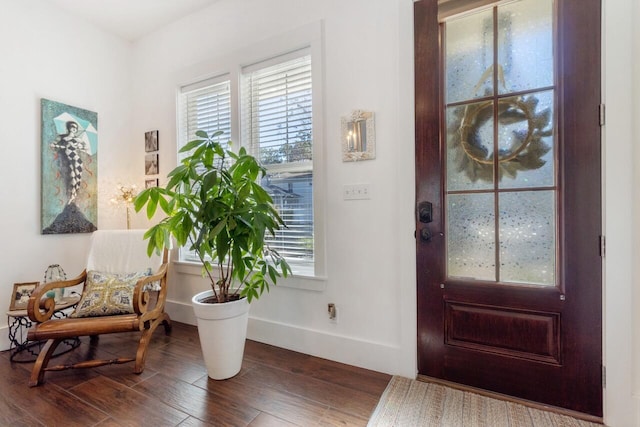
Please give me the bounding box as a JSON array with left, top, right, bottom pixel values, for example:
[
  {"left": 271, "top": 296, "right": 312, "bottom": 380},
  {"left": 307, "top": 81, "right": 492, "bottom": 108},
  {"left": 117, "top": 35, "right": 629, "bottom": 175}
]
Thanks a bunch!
[{"left": 71, "top": 270, "right": 148, "bottom": 318}]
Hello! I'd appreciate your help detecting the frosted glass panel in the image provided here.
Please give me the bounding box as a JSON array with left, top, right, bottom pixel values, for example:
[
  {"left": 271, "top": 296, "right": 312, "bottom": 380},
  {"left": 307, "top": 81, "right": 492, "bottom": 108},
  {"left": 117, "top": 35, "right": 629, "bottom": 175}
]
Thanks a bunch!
[
  {"left": 447, "top": 194, "right": 495, "bottom": 281},
  {"left": 498, "top": 0, "right": 553, "bottom": 94},
  {"left": 446, "top": 8, "right": 494, "bottom": 103},
  {"left": 446, "top": 102, "right": 494, "bottom": 191},
  {"left": 499, "top": 191, "right": 555, "bottom": 285},
  {"left": 498, "top": 91, "right": 554, "bottom": 188}
]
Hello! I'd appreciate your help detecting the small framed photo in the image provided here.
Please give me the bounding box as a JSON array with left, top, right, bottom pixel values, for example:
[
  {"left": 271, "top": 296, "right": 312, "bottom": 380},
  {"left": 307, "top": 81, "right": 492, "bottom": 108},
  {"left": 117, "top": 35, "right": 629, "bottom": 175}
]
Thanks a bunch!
[
  {"left": 145, "top": 153, "right": 159, "bottom": 175},
  {"left": 145, "top": 178, "right": 159, "bottom": 189},
  {"left": 10, "top": 282, "right": 39, "bottom": 311},
  {"left": 145, "top": 130, "right": 159, "bottom": 152}
]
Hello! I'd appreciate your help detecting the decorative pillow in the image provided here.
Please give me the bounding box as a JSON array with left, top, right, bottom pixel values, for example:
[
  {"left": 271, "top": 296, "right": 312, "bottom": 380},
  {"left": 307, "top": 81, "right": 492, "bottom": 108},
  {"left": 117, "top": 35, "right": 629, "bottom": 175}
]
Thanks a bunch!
[
  {"left": 71, "top": 270, "right": 148, "bottom": 318},
  {"left": 142, "top": 267, "right": 162, "bottom": 292}
]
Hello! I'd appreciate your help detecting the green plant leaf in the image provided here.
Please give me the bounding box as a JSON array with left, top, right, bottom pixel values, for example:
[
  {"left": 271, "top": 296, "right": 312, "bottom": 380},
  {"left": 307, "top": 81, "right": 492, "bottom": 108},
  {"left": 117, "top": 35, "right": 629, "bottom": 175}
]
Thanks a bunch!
[
  {"left": 268, "top": 264, "right": 278, "bottom": 284},
  {"left": 147, "top": 190, "right": 159, "bottom": 218},
  {"left": 180, "top": 138, "right": 205, "bottom": 153},
  {"left": 135, "top": 128, "right": 290, "bottom": 303},
  {"left": 133, "top": 189, "right": 151, "bottom": 212}
]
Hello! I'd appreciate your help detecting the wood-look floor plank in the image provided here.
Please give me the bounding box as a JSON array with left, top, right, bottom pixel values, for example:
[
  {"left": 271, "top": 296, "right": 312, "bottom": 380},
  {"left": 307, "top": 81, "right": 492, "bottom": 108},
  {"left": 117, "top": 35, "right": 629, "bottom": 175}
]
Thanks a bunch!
[
  {"left": 93, "top": 361, "right": 158, "bottom": 387},
  {"left": 248, "top": 412, "right": 298, "bottom": 426},
  {"left": 193, "top": 373, "right": 328, "bottom": 425},
  {"left": 316, "top": 407, "right": 370, "bottom": 426},
  {"left": 3, "top": 417, "right": 44, "bottom": 427},
  {"left": 245, "top": 341, "right": 390, "bottom": 397},
  {"left": 133, "top": 373, "right": 260, "bottom": 426},
  {"left": 1, "top": 383, "right": 109, "bottom": 426},
  {"left": 94, "top": 418, "right": 127, "bottom": 426},
  {"left": 69, "top": 375, "right": 190, "bottom": 426},
  {"left": 177, "top": 416, "right": 215, "bottom": 426},
  {"left": 167, "top": 322, "right": 201, "bottom": 344},
  {"left": 153, "top": 337, "right": 203, "bottom": 364},
  {"left": 0, "top": 393, "right": 44, "bottom": 426},
  {"left": 228, "top": 363, "right": 380, "bottom": 420},
  {"left": 144, "top": 345, "right": 208, "bottom": 384},
  {"left": 0, "top": 356, "right": 109, "bottom": 426},
  {"left": 0, "top": 352, "right": 36, "bottom": 385},
  {"left": 0, "top": 322, "right": 389, "bottom": 427}
]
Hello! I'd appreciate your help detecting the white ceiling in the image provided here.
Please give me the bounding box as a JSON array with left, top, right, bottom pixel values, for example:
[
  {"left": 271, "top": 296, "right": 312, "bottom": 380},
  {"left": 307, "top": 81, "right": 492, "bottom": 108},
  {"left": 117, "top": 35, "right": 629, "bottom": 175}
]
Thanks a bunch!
[{"left": 47, "top": 0, "right": 222, "bottom": 42}]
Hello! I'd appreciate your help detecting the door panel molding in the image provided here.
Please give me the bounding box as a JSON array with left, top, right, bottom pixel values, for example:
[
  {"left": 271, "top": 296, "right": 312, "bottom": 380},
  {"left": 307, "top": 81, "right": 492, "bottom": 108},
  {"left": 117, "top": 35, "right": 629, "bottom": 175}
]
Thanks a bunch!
[{"left": 445, "top": 301, "right": 561, "bottom": 364}]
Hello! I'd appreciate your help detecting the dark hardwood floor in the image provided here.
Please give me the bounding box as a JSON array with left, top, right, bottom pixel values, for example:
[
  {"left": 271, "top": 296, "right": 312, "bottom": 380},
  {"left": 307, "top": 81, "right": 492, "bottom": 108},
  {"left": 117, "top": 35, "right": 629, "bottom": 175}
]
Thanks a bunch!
[{"left": 0, "top": 321, "right": 391, "bottom": 426}]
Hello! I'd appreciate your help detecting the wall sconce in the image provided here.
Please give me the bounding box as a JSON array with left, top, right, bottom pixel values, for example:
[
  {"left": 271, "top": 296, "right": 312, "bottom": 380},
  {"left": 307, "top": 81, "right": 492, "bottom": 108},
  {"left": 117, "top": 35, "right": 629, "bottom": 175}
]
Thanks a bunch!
[{"left": 341, "top": 110, "right": 375, "bottom": 162}]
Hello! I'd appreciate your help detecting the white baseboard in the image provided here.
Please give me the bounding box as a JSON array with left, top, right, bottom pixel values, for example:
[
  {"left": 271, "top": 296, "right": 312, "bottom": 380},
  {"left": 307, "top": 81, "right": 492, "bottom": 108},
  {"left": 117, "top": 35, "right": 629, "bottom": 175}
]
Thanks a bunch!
[
  {"left": 247, "top": 316, "right": 402, "bottom": 376},
  {"left": 166, "top": 299, "right": 197, "bottom": 325},
  {"left": 165, "top": 300, "right": 403, "bottom": 376}
]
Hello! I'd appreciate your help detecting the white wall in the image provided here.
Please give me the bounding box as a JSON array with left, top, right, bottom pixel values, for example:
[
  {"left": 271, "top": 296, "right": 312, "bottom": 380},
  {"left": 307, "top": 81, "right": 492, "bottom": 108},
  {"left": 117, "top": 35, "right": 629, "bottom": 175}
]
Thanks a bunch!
[
  {"left": 129, "top": 0, "right": 418, "bottom": 378},
  {"left": 603, "top": 0, "right": 638, "bottom": 425},
  {"left": 0, "top": 0, "right": 135, "bottom": 348},
  {"left": 633, "top": 0, "right": 640, "bottom": 424}
]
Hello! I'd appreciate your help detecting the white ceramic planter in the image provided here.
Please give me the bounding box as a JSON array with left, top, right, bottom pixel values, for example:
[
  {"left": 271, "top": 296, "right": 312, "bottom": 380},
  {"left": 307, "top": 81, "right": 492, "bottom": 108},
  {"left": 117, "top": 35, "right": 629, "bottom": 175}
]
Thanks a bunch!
[{"left": 191, "top": 290, "right": 250, "bottom": 380}]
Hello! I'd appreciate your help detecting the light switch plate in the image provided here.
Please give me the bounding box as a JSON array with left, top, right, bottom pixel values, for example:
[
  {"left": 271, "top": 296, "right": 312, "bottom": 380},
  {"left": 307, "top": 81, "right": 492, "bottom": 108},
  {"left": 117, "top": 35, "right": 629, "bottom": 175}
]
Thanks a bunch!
[{"left": 343, "top": 184, "right": 370, "bottom": 200}]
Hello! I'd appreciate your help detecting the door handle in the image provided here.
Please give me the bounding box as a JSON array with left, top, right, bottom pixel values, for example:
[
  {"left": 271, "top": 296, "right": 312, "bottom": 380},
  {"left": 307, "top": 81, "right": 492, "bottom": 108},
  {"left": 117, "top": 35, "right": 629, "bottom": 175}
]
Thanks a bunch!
[
  {"left": 418, "top": 201, "right": 433, "bottom": 223},
  {"left": 420, "top": 227, "right": 432, "bottom": 242}
]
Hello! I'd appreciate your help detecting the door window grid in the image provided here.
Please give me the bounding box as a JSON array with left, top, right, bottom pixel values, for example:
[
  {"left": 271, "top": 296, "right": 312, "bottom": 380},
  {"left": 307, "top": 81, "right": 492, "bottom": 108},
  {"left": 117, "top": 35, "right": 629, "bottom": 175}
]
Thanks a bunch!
[{"left": 443, "top": 0, "right": 557, "bottom": 285}]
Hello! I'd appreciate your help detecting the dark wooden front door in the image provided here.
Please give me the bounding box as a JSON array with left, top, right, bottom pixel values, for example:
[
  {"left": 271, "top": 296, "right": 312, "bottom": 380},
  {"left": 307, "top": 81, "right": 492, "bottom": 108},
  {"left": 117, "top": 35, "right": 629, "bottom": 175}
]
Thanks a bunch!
[{"left": 415, "top": 0, "right": 602, "bottom": 417}]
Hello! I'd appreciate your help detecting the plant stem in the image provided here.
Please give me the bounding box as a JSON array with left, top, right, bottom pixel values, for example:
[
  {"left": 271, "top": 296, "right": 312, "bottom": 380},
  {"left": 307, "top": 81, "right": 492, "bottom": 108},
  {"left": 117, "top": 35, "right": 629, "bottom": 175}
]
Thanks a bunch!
[{"left": 189, "top": 233, "right": 219, "bottom": 302}]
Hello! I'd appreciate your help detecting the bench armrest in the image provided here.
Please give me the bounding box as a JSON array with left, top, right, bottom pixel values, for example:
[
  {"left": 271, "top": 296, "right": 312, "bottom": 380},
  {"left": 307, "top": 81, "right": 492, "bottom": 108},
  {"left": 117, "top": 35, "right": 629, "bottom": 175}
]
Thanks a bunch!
[
  {"left": 27, "top": 271, "right": 87, "bottom": 323},
  {"left": 132, "top": 263, "right": 168, "bottom": 324}
]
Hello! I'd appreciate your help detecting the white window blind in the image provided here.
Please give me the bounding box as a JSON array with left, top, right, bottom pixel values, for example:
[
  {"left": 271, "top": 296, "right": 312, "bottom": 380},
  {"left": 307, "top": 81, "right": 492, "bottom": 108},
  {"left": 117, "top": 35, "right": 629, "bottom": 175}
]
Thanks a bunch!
[
  {"left": 177, "top": 77, "right": 231, "bottom": 262},
  {"left": 242, "top": 51, "right": 314, "bottom": 272},
  {"left": 178, "top": 78, "right": 231, "bottom": 156}
]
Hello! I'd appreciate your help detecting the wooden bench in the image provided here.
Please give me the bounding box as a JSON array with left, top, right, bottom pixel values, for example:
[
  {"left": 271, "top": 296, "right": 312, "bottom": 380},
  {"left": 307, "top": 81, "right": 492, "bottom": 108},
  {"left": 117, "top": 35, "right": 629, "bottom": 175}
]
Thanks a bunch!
[{"left": 25, "top": 230, "right": 171, "bottom": 386}]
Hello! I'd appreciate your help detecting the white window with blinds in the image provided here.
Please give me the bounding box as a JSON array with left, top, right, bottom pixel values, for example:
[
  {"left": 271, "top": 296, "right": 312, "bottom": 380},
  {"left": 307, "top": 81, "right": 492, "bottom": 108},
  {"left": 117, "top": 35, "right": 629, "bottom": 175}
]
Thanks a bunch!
[
  {"left": 178, "top": 77, "right": 231, "bottom": 156},
  {"left": 241, "top": 50, "right": 314, "bottom": 275},
  {"left": 175, "top": 35, "right": 324, "bottom": 280}
]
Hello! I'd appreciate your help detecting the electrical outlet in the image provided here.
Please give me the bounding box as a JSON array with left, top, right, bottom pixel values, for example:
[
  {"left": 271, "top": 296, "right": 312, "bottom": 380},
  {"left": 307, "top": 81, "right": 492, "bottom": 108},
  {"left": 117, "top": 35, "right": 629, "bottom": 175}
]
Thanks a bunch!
[
  {"left": 328, "top": 303, "right": 337, "bottom": 323},
  {"left": 343, "top": 184, "right": 370, "bottom": 200}
]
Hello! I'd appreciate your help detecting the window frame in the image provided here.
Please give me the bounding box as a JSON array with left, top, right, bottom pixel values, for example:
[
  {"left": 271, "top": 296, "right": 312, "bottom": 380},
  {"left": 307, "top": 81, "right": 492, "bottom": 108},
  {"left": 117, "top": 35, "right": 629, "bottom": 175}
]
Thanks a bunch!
[
  {"left": 241, "top": 49, "right": 315, "bottom": 275},
  {"left": 174, "top": 22, "right": 326, "bottom": 281}
]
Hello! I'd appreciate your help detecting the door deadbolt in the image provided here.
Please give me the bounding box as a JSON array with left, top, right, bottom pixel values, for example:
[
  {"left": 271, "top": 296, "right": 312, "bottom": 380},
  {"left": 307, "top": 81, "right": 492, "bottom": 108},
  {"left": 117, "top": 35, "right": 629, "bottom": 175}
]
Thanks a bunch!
[
  {"left": 418, "top": 201, "right": 433, "bottom": 223},
  {"left": 420, "top": 227, "right": 432, "bottom": 242}
]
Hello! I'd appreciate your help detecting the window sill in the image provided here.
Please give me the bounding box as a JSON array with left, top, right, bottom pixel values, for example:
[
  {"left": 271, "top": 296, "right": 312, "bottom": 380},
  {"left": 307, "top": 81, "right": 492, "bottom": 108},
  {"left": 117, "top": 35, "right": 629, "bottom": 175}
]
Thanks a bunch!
[{"left": 172, "top": 260, "right": 327, "bottom": 292}]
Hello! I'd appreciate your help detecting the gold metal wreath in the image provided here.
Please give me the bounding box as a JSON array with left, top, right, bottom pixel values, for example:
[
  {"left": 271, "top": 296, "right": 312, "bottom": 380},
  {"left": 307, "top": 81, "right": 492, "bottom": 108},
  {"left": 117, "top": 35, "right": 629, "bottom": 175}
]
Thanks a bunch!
[{"left": 449, "top": 92, "right": 552, "bottom": 183}]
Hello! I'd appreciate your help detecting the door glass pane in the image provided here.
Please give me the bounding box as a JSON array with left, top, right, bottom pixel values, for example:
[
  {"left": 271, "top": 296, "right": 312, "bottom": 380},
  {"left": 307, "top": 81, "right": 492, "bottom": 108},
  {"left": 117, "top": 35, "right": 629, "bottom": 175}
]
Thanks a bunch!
[
  {"left": 446, "top": 102, "right": 494, "bottom": 191},
  {"left": 498, "top": 90, "right": 555, "bottom": 188},
  {"left": 444, "top": 0, "right": 556, "bottom": 287},
  {"left": 498, "top": 0, "right": 554, "bottom": 94},
  {"left": 447, "top": 193, "right": 495, "bottom": 281},
  {"left": 499, "top": 191, "right": 555, "bottom": 285},
  {"left": 445, "top": 8, "right": 494, "bottom": 104}
]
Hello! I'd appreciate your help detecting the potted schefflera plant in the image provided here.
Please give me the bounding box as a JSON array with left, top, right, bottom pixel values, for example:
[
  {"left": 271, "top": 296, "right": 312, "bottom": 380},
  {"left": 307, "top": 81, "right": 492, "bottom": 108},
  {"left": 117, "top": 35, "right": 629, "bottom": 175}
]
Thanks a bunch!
[{"left": 134, "top": 130, "right": 291, "bottom": 380}]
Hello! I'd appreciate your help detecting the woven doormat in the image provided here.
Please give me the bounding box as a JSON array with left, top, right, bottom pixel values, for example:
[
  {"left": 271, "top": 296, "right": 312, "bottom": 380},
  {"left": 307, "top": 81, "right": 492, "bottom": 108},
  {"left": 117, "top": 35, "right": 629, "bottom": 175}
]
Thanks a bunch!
[{"left": 368, "top": 376, "right": 603, "bottom": 426}]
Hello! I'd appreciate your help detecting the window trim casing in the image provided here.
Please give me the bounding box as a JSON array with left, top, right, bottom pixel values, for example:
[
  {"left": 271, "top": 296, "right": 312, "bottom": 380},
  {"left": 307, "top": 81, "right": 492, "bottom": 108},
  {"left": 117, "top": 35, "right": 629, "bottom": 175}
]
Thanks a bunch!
[{"left": 173, "top": 21, "right": 327, "bottom": 285}]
